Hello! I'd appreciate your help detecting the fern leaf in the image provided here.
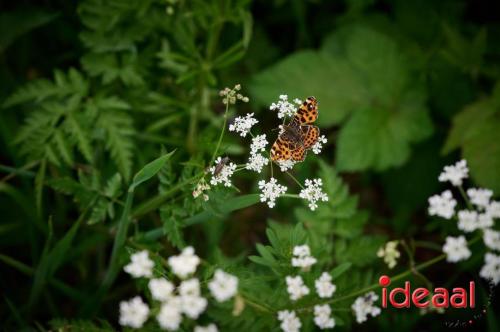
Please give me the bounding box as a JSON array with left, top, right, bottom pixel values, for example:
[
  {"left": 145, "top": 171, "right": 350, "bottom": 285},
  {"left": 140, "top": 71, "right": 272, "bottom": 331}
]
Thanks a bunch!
[{"left": 98, "top": 111, "right": 134, "bottom": 180}]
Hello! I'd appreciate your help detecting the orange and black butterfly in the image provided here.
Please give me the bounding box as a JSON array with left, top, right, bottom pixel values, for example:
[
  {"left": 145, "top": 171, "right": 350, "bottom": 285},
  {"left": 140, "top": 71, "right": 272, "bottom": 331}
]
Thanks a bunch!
[{"left": 270, "top": 96, "right": 320, "bottom": 162}]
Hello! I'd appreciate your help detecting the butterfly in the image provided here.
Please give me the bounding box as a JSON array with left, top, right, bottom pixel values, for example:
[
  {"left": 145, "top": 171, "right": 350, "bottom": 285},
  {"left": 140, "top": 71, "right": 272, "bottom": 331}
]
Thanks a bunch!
[{"left": 270, "top": 96, "right": 320, "bottom": 162}]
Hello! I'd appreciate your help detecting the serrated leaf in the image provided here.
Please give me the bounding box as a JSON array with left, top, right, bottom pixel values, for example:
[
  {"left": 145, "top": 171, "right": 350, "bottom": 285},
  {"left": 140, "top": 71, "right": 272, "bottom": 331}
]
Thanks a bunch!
[
  {"left": 336, "top": 100, "right": 433, "bottom": 171},
  {"left": 443, "top": 84, "right": 500, "bottom": 192},
  {"left": 250, "top": 50, "right": 362, "bottom": 126},
  {"left": 103, "top": 173, "right": 122, "bottom": 198}
]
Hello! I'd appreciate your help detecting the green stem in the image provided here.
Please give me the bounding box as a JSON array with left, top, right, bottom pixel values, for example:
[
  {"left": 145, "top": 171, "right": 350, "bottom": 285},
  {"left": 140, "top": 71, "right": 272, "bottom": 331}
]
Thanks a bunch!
[
  {"left": 285, "top": 171, "right": 304, "bottom": 189},
  {"left": 132, "top": 174, "right": 202, "bottom": 217},
  {"left": 458, "top": 185, "right": 473, "bottom": 210},
  {"left": 210, "top": 100, "right": 230, "bottom": 166}
]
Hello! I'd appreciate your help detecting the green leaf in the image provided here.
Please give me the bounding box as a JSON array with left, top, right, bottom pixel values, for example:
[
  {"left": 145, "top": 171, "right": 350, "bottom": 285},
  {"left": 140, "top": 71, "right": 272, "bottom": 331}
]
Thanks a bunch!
[
  {"left": 330, "top": 262, "right": 352, "bottom": 280},
  {"left": 103, "top": 173, "right": 122, "bottom": 198},
  {"left": 131, "top": 150, "right": 176, "bottom": 190},
  {"left": 98, "top": 111, "right": 135, "bottom": 180},
  {"left": 0, "top": 9, "right": 58, "bottom": 52},
  {"left": 336, "top": 99, "right": 433, "bottom": 171},
  {"left": 443, "top": 84, "right": 500, "bottom": 192},
  {"left": 185, "top": 194, "right": 260, "bottom": 226},
  {"left": 250, "top": 50, "right": 362, "bottom": 126}
]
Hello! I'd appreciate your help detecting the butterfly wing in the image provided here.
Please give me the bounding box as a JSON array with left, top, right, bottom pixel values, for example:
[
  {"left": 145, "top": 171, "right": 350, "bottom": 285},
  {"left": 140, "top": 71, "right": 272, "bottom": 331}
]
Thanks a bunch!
[
  {"left": 271, "top": 135, "right": 297, "bottom": 161},
  {"left": 293, "top": 97, "right": 318, "bottom": 125},
  {"left": 301, "top": 125, "right": 320, "bottom": 149},
  {"left": 291, "top": 145, "right": 306, "bottom": 161}
]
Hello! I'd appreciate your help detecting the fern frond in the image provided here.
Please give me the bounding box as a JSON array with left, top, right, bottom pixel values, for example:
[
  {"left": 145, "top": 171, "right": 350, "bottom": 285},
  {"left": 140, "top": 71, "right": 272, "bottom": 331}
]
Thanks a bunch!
[
  {"left": 98, "top": 111, "right": 135, "bottom": 180},
  {"left": 3, "top": 68, "right": 88, "bottom": 108}
]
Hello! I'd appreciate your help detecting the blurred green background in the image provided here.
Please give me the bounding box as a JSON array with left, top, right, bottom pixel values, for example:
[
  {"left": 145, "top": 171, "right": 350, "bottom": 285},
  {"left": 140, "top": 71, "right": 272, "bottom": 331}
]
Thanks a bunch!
[{"left": 0, "top": 0, "right": 499, "bottom": 331}]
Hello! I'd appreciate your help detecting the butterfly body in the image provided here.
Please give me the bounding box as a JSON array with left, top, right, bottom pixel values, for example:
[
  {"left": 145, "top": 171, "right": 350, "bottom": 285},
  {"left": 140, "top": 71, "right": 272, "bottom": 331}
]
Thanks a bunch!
[
  {"left": 271, "top": 96, "right": 320, "bottom": 162},
  {"left": 213, "top": 157, "right": 230, "bottom": 176}
]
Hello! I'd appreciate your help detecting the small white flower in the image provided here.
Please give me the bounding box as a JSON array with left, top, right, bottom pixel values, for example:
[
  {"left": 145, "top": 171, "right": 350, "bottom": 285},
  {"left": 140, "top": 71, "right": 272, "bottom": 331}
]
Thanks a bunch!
[
  {"left": 438, "top": 159, "right": 468, "bottom": 186},
  {"left": 467, "top": 188, "right": 493, "bottom": 208},
  {"left": 312, "top": 135, "right": 327, "bottom": 154},
  {"left": 157, "top": 298, "right": 182, "bottom": 331},
  {"left": 229, "top": 113, "right": 258, "bottom": 137},
  {"left": 119, "top": 296, "right": 150, "bottom": 328},
  {"left": 291, "top": 244, "right": 317, "bottom": 270},
  {"left": 478, "top": 213, "right": 494, "bottom": 229},
  {"left": 209, "top": 157, "right": 237, "bottom": 187},
  {"left": 168, "top": 246, "right": 200, "bottom": 279},
  {"left": 351, "top": 292, "right": 381, "bottom": 324},
  {"left": 377, "top": 240, "right": 400, "bottom": 269},
  {"left": 258, "top": 177, "right": 287, "bottom": 208},
  {"left": 148, "top": 278, "right": 174, "bottom": 302},
  {"left": 457, "top": 210, "right": 479, "bottom": 233},
  {"left": 277, "top": 159, "right": 296, "bottom": 172},
  {"left": 443, "top": 236, "right": 471, "bottom": 263},
  {"left": 480, "top": 252, "right": 500, "bottom": 285},
  {"left": 277, "top": 310, "right": 301, "bottom": 332},
  {"left": 483, "top": 229, "right": 500, "bottom": 251},
  {"left": 486, "top": 201, "right": 500, "bottom": 218},
  {"left": 286, "top": 275, "right": 310, "bottom": 301},
  {"left": 179, "top": 278, "right": 201, "bottom": 297},
  {"left": 181, "top": 295, "right": 208, "bottom": 319},
  {"left": 270, "top": 95, "right": 296, "bottom": 119},
  {"left": 314, "top": 304, "right": 335, "bottom": 329},
  {"left": 299, "top": 178, "right": 329, "bottom": 211},
  {"left": 124, "top": 250, "right": 154, "bottom": 278},
  {"left": 246, "top": 153, "right": 269, "bottom": 173},
  {"left": 250, "top": 134, "right": 268, "bottom": 155},
  {"left": 194, "top": 324, "right": 219, "bottom": 332},
  {"left": 315, "top": 272, "right": 336, "bottom": 298},
  {"left": 208, "top": 269, "right": 239, "bottom": 302},
  {"left": 428, "top": 190, "right": 457, "bottom": 219}
]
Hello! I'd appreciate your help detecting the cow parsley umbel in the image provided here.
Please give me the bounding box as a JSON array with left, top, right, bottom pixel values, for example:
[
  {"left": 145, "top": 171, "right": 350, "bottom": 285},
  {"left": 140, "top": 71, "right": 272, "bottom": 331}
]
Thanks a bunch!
[{"left": 299, "top": 178, "right": 329, "bottom": 211}]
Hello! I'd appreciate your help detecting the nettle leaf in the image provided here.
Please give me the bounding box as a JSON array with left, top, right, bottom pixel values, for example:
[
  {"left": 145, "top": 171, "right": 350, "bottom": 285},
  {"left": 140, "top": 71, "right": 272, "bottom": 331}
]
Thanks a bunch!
[
  {"left": 443, "top": 83, "right": 500, "bottom": 192},
  {"left": 336, "top": 94, "right": 433, "bottom": 171},
  {"left": 251, "top": 25, "right": 433, "bottom": 171},
  {"left": 250, "top": 50, "right": 363, "bottom": 126}
]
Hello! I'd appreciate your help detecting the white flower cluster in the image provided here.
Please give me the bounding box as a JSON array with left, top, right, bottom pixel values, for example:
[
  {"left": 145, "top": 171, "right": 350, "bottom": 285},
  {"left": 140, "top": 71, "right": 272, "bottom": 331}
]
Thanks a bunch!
[
  {"left": 209, "top": 157, "right": 237, "bottom": 187},
  {"left": 229, "top": 113, "right": 258, "bottom": 137},
  {"left": 286, "top": 275, "right": 310, "bottom": 301},
  {"left": 246, "top": 135, "right": 270, "bottom": 173},
  {"left": 291, "top": 244, "right": 317, "bottom": 270},
  {"left": 314, "top": 304, "right": 335, "bottom": 329},
  {"left": 442, "top": 236, "right": 471, "bottom": 263},
  {"left": 351, "top": 292, "right": 381, "bottom": 323},
  {"left": 299, "top": 178, "right": 329, "bottom": 211},
  {"left": 278, "top": 245, "right": 337, "bottom": 331},
  {"left": 428, "top": 190, "right": 456, "bottom": 219},
  {"left": 124, "top": 250, "right": 154, "bottom": 278},
  {"left": 219, "top": 84, "right": 249, "bottom": 105},
  {"left": 119, "top": 247, "right": 238, "bottom": 330},
  {"left": 193, "top": 179, "right": 210, "bottom": 201},
  {"left": 277, "top": 159, "right": 296, "bottom": 172},
  {"left": 377, "top": 240, "right": 400, "bottom": 269},
  {"left": 480, "top": 253, "right": 500, "bottom": 285},
  {"left": 438, "top": 159, "right": 468, "bottom": 186},
  {"left": 430, "top": 160, "right": 500, "bottom": 285},
  {"left": 312, "top": 135, "right": 328, "bottom": 154},
  {"left": 270, "top": 94, "right": 299, "bottom": 119},
  {"left": 258, "top": 177, "right": 287, "bottom": 208},
  {"left": 277, "top": 310, "right": 302, "bottom": 332}
]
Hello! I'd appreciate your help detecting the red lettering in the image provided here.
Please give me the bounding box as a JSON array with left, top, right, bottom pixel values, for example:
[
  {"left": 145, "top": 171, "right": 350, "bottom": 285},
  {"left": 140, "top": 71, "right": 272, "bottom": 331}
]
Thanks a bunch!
[
  {"left": 470, "top": 281, "right": 475, "bottom": 308},
  {"left": 450, "top": 288, "right": 467, "bottom": 308},
  {"left": 432, "top": 288, "right": 449, "bottom": 308},
  {"left": 412, "top": 288, "right": 430, "bottom": 308},
  {"left": 389, "top": 281, "right": 410, "bottom": 308}
]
